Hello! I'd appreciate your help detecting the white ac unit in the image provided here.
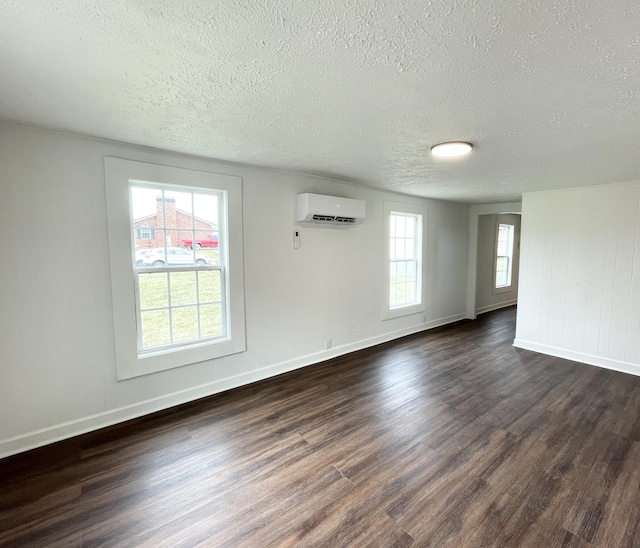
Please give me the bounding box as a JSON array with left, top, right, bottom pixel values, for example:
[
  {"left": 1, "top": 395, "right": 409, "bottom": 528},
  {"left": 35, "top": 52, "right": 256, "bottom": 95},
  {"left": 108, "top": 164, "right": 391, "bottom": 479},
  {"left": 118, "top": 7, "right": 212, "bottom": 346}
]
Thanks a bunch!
[{"left": 296, "top": 193, "right": 366, "bottom": 226}]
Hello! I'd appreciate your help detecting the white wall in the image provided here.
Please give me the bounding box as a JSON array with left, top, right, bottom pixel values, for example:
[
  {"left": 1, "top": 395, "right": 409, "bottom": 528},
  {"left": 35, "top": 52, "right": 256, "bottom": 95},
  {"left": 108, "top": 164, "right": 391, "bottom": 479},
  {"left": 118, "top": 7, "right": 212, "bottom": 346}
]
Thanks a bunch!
[
  {"left": 475, "top": 213, "right": 521, "bottom": 314},
  {"left": 0, "top": 123, "right": 469, "bottom": 457},
  {"left": 515, "top": 182, "right": 640, "bottom": 376}
]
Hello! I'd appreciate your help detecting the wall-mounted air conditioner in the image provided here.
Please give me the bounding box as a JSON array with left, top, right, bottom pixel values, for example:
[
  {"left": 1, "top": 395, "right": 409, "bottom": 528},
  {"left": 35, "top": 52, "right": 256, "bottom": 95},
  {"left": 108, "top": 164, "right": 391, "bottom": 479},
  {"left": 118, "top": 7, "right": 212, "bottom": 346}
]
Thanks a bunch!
[{"left": 296, "top": 193, "right": 366, "bottom": 226}]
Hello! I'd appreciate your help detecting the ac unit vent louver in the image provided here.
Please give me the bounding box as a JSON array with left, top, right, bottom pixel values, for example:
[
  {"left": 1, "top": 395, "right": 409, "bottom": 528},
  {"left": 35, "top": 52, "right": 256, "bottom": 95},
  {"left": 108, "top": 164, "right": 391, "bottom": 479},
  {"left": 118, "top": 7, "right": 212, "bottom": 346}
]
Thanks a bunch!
[
  {"left": 312, "top": 214, "right": 337, "bottom": 222},
  {"left": 297, "top": 194, "right": 366, "bottom": 227}
]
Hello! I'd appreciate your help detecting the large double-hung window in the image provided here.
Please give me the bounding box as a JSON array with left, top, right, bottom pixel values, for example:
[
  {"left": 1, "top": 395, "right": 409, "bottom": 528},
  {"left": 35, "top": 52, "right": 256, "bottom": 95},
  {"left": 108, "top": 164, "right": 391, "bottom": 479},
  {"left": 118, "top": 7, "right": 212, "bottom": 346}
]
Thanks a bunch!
[
  {"left": 105, "top": 158, "right": 246, "bottom": 380},
  {"left": 131, "top": 185, "right": 225, "bottom": 352}
]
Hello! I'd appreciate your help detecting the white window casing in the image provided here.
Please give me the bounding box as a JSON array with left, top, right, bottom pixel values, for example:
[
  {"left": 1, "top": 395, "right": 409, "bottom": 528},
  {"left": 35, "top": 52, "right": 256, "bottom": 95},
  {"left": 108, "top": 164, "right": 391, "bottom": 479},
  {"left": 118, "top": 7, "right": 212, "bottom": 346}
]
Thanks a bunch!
[
  {"left": 105, "top": 158, "right": 246, "bottom": 380},
  {"left": 382, "top": 200, "right": 426, "bottom": 320},
  {"left": 494, "top": 222, "right": 515, "bottom": 293}
]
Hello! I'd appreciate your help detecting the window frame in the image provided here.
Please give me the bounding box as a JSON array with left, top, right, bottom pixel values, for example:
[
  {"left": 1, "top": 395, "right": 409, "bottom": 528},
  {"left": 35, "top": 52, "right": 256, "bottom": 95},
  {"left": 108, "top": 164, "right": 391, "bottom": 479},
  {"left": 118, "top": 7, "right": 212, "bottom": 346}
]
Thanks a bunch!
[
  {"left": 493, "top": 222, "right": 515, "bottom": 294},
  {"left": 382, "top": 201, "right": 426, "bottom": 320},
  {"left": 105, "top": 158, "right": 246, "bottom": 380},
  {"left": 131, "top": 183, "right": 227, "bottom": 355}
]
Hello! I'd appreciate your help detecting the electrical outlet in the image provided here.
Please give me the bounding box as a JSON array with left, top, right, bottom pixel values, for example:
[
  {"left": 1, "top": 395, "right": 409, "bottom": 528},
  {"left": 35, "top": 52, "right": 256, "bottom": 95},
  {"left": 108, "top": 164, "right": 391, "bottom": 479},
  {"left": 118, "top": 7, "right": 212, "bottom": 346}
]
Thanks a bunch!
[
  {"left": 325, "top": 338, "right": 332, "bottom": 350},
  {"left": 293, "top": 231, "right": 300, "bottom": 249}
]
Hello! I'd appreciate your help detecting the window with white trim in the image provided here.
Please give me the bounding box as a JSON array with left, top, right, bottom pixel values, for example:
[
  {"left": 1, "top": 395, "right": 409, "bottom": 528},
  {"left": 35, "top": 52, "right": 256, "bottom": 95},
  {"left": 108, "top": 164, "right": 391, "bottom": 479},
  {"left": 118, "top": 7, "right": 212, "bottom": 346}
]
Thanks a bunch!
[
  {"left": 383, "top": 201, "right": 425, "bottom": 320},
  {"left": 390, "top": 213, "right": 420, "bottom": 308},
  {"left": 105, "top": 158, "right": 246, "bottom": 380},
  {"left": 495, "top": 223, "right": 515, "bottom": 290},
  {"left": 131, "top": 185, "right": 225, "bottom": 353}
]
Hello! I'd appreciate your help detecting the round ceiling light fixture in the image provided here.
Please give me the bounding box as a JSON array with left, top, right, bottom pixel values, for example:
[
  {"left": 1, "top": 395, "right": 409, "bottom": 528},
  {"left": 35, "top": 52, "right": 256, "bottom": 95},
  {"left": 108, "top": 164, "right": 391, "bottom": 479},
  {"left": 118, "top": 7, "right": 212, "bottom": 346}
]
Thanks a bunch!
[{"left": 430, "top": 141, "right": 473, "bottom": 157}]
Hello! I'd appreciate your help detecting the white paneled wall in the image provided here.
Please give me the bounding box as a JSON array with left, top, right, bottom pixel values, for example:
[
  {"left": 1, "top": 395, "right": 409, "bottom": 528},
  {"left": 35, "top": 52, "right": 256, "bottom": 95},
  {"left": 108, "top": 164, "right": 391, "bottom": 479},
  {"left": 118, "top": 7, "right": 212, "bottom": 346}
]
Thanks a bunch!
[{"left": 515, "top": 182, "right": 640, "bottom": 375}]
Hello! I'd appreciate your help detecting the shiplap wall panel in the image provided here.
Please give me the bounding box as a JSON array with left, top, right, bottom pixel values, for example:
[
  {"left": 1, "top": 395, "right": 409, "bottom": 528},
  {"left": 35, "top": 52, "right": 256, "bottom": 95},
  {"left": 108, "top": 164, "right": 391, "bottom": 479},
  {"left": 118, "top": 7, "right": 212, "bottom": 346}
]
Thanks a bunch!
[
  {"left": 515, "top": 182, "right": 640, "bottom": 376},
  {"left": 627, "top": 211, "right": 640, "bottom": 363},
  {"left": 609, "top": 193, "right": 637, "bottom": 362},
  {"left": 547, "top": 196, "right": 571, "bottom": 349},
  {"left": 563, "top": 191, "right": 592, "bottom": 351},
  {"left": 583, "top": 187, "right": 609, "bottom": 357},
  {"left": 598, "top": 189, "right": 620, "bottom": 358},
  {"left": 540, "top": 198, "right": 556, "bottom": 346},
  {"left": 523, "top": 195, "right": 547, "bottom": 343}
]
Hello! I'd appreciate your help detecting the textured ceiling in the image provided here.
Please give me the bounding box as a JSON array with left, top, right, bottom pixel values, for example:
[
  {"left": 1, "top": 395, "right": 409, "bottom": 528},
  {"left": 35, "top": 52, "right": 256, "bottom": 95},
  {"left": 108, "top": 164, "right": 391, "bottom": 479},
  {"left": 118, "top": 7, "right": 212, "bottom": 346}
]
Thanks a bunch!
[{"left": 1, "top": 1, "right": 639, "bottom": 203}]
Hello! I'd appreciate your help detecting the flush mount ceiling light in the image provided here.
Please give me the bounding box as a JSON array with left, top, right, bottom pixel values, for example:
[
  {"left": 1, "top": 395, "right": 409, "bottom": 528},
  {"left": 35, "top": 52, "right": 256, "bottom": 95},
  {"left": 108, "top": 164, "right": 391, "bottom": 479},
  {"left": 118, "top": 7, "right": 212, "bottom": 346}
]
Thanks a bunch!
[{"left": 430, "top": 141, "right": 473, "bottom": 157}]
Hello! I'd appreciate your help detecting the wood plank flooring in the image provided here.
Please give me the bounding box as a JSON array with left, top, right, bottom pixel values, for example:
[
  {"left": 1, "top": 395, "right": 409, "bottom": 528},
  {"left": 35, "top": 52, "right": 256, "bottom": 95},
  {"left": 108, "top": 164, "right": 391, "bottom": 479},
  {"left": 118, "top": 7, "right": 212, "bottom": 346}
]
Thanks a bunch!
[{"left": 2, "top": 307, "right": 640, "bottom": 547}]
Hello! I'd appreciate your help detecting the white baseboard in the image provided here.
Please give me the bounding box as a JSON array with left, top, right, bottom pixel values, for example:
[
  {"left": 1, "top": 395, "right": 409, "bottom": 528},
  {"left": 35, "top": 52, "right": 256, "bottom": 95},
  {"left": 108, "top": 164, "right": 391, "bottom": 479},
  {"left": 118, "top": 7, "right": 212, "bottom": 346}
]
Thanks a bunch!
[
  {"left": 0, "top": 312, "right": 466, "bottom": 459},
  {"left": 513, "top": 338, "right": 640, "bottom": 378},
  {"left": 476, "top": 299, "right": 517, "bottom": 315}
]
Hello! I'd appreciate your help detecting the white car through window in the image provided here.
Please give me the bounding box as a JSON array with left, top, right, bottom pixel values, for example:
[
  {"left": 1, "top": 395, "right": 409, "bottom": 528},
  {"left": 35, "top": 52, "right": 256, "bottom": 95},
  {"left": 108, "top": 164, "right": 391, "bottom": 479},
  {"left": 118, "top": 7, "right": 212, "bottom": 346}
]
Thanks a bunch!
[{"left": 136, "top": 247, "right": 212, "bottom": 267}]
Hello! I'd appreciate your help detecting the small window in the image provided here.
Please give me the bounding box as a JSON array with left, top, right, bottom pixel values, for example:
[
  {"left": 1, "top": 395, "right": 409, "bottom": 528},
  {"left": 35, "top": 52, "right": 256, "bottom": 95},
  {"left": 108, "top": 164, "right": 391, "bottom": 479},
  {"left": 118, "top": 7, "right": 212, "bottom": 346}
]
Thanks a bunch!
[
  {"left": 137, "top": 226, "right": 154, "bottom": 240},
  {"left": 495, "top": 223, "right": 515, "bottom": 289},
  {"left": 382, "top": 201, "right": 425, "bottom": 320}
]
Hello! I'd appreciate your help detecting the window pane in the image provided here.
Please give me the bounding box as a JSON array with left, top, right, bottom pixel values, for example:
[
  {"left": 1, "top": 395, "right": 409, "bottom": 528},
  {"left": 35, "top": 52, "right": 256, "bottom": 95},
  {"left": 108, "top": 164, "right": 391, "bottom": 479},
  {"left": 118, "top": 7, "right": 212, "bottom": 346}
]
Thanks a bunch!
[
  {"left": 193, "top": 193, "right": 218, "bottom": 230},
  {"left": 397, "top": 261, "right": 407, "bottom": 280},
  {"left": 406, "top": 262, "right": 416, "bottom": 282},
  {"left": 192, "top": 231, "right": 218, "bottom": 266},
  {"left": 162, "top": 233, "right": 190, "bottom": 250},
  {"left": 199, "top": 270, "right": 221, "bottom": 303},
  {"left": 171, "top": 306, "right": 199, "bottom": 342},
  {"left": 390, "top": 262, "right": 397, "bottom": 283},
  {"left": 192, "top": 230, "right": 219, "bottom": 250},
  {"left": 131, "top": 186, "right": 163, "bottom": 256},
  {"left": 149, "top": 247, "right": 201, "bottom": 268},
  {"left": 169, "top": 271, "right": 197, "bottom": 306},
  {"left": 163, "top": 190, "right": 193, "bottom": 229},
  {"left": 131, "top": 186, "right": 163, "bottom": 223},
  {"left": 173, "top": 230, "right": 194, "bottom": 250},
  {"left": 496, "top": 256, "right": 510, "bottom": 287},
  {"left": 396, "top": 215, "right": 406, "bottom": 238},
  {"left": 406, "top": 217, "right": 415, "bottom": 238},
  {"left": 405, "top": 239, "right": 414, "bottom": 260},
  {"left": 395, "top": 239, "right": 405, "bottom": 260},
  {"left": 139, "top": 272, "right": 169, "bottom": 309},
  {"left": 200, "top": 303, "right": 223, "bottom": 337},
  {"left": 200, "top": 249, "right": 219, "bottom": 266},
  {"left": 397, "top": 282, "right": 406, "bottom": 304},
  {"left": 141, "top": 309, "right": 170, "bottom": 348}
]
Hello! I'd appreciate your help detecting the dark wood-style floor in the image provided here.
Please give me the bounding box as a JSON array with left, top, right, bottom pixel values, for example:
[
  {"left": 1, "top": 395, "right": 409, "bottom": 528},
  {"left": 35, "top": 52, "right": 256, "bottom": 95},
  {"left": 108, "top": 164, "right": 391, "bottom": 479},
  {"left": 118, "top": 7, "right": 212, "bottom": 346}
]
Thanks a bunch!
[{"left": 2, "top": 307, "right": 640, "bottom": 547}]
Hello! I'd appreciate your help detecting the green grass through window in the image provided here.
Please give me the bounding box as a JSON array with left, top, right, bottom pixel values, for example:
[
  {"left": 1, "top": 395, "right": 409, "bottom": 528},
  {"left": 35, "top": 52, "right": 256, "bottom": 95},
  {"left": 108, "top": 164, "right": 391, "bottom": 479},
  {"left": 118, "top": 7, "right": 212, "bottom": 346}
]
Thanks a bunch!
[{"left": 138, "top": 269, "right": 222, "bottom": 348}]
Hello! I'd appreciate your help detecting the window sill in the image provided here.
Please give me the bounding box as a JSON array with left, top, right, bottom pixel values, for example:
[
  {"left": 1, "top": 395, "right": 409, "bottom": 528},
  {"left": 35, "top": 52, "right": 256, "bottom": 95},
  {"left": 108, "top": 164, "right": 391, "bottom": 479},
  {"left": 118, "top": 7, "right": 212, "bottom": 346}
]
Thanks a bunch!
[
  {"left": 493, "top": 285, "right": 514, "bottom": 295},
  {"left": 382, "top": 303, "right": 426, "bottom": 321}
]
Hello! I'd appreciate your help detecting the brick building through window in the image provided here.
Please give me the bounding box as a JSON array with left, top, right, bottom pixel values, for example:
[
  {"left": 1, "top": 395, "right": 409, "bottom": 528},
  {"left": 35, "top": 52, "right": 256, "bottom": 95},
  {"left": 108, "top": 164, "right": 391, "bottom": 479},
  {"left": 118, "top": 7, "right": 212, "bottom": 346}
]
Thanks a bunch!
[{"left": 133, "top": 196, "right": 218, "bottom": 249}]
